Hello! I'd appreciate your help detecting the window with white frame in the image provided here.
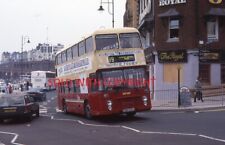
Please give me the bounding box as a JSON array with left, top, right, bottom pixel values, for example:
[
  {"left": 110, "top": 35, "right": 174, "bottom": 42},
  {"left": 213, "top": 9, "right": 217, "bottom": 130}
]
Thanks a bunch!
[
  {"left": 207, "top": 17, "right": 218, "bottom": 40},
  {"left": 169, "top": 19, "right": 179, "bottom": 40}
]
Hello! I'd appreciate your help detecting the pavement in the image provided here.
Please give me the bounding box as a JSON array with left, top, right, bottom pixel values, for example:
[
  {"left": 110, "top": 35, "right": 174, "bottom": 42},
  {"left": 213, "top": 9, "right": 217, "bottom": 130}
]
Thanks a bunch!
[{"left": 152, "top": 95, "right": 225, "bottom": 111}]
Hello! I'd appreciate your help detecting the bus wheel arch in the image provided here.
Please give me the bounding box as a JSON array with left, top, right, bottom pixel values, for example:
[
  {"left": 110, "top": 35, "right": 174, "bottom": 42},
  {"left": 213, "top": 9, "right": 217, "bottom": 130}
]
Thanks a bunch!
[
  {"left": 84, "top": 100, "right": 92, "bottom": 119},
  {"left": 126, "top": 111, "right": 136, "bottom": 117}
]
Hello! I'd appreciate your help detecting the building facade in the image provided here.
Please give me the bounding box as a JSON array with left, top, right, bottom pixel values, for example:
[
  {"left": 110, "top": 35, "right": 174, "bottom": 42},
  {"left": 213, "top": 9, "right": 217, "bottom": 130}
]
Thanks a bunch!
[
  {"left": 0, "top": 60, "right": 55, "bottom": 83},
  {"left": 124, "top": 0, "right": 225, "bottom": 95},
  {"left": 0, "top": 43, "right": 63, "bottom": 82},
  {"left": 123, "top": 0, "right": 139, "bottom": 28}
]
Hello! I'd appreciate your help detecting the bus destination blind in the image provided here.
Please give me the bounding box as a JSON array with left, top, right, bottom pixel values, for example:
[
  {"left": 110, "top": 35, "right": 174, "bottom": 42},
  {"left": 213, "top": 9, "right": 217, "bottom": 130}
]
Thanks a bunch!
[{"left": 108, "top": 54, "right": 135, "bottom": 63}]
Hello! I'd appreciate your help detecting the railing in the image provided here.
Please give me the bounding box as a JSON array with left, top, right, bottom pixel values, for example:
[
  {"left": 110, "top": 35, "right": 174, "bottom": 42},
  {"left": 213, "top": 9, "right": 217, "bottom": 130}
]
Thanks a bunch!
[{"left": 151, "top": 86, "right": 225, "bottom": 110}]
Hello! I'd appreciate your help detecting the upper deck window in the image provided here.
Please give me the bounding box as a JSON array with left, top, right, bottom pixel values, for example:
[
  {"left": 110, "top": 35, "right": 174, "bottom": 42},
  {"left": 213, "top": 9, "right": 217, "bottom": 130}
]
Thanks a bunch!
[
  {"left": 78, "top": 41, "right": 85, "bottom": 56},
  {"left": 95, "top": 34, "right": 119, "bottom": 50},
  {"left": 86, "top": 37, "right": 94, "bottom": 53},
  {"left": 62, "top": 51, "right": 67, "bottom": 63},
  {"left": 119, "top": 33, "right": 142, "bottom": 48},
  {"left": 72, "top": 44, "right": 78, "bottom": 58},
  {"left": 66, "top": 48, "right": 73, "bottom": 61},
  {"left": 57, "top": 54, "right": 62, "bottom": 65}
]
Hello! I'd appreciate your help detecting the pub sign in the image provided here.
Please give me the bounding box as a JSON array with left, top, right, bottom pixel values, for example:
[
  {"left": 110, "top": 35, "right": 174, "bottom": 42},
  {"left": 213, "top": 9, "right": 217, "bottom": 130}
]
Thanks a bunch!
[{"left": 158, "top": 50, "right": 187, "bottom": 63}]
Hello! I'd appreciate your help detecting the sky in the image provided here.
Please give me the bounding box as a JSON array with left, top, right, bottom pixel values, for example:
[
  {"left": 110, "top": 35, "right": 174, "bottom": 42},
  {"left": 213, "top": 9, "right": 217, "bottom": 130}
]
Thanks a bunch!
[{"left": 0, "top": 0, "right": 126, "bottom": 54}]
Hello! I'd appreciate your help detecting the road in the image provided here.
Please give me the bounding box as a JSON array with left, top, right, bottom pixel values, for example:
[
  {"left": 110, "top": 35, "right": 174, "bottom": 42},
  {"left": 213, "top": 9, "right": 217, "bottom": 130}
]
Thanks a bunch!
[{"left": 0, "top": 91, "right": 225, "bottom": 145}]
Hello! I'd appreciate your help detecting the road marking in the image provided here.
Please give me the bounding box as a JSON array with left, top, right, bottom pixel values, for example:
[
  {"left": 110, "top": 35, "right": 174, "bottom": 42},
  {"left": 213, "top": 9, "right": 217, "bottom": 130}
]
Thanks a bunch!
[
  {"left": 39, "top": 106, "right": 47, "bottom": 114},
  {"left": 160, "top": 112, "right": 186, "bottom": 115},
  {"left": 0, "top": 131, "right": 24, "bottom": 145},
  {"left": 40, "top": 109, "right": 47, "bottom": 114},
  {"left": 45, "top": 114, "right": 225, "bottom": 143},
  {"left": 199, "top": 108, "right": 225, "bottom": 113},
  {"left": 122, "top": 126, "right": 141, "bottom": 133},
  {"left": 55, "top": 108, "right": 63, "bottom": 113},
  {"left": 142, "top": 131, "right": 196, "bottom": 136},
  {"left": 199, "top": 135, "right": 225, "bottom": 143}
]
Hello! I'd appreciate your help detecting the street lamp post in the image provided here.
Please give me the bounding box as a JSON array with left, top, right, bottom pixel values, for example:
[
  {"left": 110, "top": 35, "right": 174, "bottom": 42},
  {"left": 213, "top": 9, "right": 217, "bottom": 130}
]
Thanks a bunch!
[
  {"left": 98, "top": 0, "right": 115, "bottom": 28},
  {"left": 21, "top": 36, "right": 30, "bottom": 77},
  {"left": 177, "top": 65, "right": 181, "bottom": 107}
]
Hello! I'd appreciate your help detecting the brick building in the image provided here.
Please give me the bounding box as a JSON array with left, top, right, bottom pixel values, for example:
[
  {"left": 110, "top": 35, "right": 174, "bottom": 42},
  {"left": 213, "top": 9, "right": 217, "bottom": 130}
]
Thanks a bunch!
[{"left": 124, "top": 0, "right": 225, "bottom": 93}]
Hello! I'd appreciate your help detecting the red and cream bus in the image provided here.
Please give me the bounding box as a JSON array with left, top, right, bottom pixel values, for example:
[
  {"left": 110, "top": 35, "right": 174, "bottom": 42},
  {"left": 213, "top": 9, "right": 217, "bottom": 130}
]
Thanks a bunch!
[{"left": 55, "top": 28, "right": 151, "bottom": 118}]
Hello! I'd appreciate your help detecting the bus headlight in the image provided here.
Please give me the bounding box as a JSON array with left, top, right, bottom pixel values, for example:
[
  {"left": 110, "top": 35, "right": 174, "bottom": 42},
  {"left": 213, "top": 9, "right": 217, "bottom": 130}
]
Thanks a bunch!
[
  {"left": 142, "top": 96, "right": 148, "bottom": 106},
  {"left": 107, "top": 100, "right": 112, "bottom": 111}
]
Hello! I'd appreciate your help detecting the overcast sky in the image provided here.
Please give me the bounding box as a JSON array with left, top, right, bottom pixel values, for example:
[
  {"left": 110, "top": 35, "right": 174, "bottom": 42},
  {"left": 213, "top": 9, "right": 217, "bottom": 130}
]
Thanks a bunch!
[{"left": 0, "top": 0, "right": 126, "bottom": 54}]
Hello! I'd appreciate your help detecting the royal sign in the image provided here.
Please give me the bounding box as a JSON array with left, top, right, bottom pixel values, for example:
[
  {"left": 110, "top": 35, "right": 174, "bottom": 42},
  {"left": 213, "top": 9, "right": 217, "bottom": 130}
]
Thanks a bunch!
[
  {"left": 209, "top": 0, "right": 223, "bottom": 4},
  {"left": 159, "top": 0, "right": 186, "bottom": 6}
]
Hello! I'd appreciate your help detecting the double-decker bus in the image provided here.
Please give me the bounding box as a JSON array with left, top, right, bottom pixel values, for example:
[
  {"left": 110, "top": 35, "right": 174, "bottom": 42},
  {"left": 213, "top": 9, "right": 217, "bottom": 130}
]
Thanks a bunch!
[
  {"left": 55, "top": 28, "right": 151, "bottom": 118},
  {"left": 31, "top": 71, "right": 56, "bottom": 90}
]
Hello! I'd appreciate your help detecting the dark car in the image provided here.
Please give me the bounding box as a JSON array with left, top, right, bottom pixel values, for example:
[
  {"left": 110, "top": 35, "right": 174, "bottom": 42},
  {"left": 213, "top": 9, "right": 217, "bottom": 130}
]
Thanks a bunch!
[
  {"left": 26, "top": 88, "right": 47, "bottom": 102},
  {"left": 0, "top": 93, "right": 39, "bottom": 122}
]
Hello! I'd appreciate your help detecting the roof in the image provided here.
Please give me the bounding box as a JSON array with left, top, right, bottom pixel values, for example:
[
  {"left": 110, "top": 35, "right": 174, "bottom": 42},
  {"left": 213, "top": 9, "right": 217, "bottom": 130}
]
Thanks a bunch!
[
  {"left": 158, "top": 8, "right": 181, "bottom": 18},
  {"left": 56, "top": 27, "right": 139, "bottom": 55}
]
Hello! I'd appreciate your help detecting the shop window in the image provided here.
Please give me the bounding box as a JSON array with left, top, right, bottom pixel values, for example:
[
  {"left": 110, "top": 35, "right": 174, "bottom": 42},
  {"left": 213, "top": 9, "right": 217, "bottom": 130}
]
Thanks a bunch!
[
  {"left": 169, "top": 19, "right": 179, "bottom": 41},
  {"left": 207, "top": 17, "right": 218, "bottom": 41},
  {"left": 163, "top": 64, "right": 183, "bottom": 83}
]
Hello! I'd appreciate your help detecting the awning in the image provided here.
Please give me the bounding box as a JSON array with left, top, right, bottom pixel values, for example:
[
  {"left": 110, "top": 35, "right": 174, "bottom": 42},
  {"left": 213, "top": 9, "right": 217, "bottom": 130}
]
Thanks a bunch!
[
  {"left": 158, "top": 8, "right": 181, "bottom": 18},
  {"left": 206, "top": 8, "right": 225, "bottom": 17}
]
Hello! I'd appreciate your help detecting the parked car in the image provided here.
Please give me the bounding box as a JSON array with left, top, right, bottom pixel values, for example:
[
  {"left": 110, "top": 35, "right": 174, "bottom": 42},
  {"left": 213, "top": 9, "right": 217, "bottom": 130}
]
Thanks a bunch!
[
  {"left": 0, "top": 93, "right": 39, "bottom": 122},
  {"left": 26, "top": 88, "right": 47, "bottom": 102}
]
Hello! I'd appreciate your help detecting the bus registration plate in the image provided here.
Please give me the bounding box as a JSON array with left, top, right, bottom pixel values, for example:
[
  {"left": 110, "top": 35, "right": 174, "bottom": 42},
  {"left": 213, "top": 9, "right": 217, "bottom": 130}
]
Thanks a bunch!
[{"left": 123, "top": 108, "right": 135, "bottom": 113}]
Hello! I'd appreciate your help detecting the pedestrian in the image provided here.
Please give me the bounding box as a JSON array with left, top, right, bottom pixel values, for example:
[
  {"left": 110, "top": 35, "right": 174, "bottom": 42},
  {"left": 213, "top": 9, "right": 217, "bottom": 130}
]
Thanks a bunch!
[
  {"left": 8, "top": 84, "right": 12, "bottom": 94},
  {"left": 20, "top": 84, "right": 24, "bottom": 92},
  {"left": 194, "top": 76, "right": 203, "bottom": 102}
]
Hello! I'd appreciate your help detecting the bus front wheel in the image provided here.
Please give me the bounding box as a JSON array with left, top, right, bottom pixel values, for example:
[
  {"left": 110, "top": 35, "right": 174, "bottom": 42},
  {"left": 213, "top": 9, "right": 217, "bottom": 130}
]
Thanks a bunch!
[{"left": 84, "top": 102, "right": 92, "bottom": 119}]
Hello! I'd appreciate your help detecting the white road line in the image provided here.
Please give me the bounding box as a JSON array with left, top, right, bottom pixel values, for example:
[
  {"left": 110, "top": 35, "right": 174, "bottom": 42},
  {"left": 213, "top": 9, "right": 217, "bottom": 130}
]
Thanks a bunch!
[
  {"left": 199, "top": 135, "right": 225, "bottom": 143},
  {"left": 0, "top": 131, "right": 24, "bottom": 145},
  {"left": 122, "top": 126, "right": 141, "bottom": 133},
  {"left": 160, "top": 112, "right": 186, "bottom": 115},
  {"left": 50, "top": 116, "right": 120, "bottom": 128},
  {"left": 55, "top": 108, "right": 63, "bottom": 113},
  {"left": 45, "top": 114, "right": 225, "bottom": 144},
  {"left": 40, "top": 109, "right": 47, "bottom": 113},
  {"left": 142, "top": 131, "right": 196, "bottom": 136}
]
